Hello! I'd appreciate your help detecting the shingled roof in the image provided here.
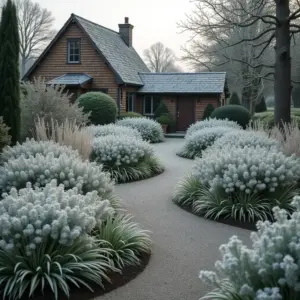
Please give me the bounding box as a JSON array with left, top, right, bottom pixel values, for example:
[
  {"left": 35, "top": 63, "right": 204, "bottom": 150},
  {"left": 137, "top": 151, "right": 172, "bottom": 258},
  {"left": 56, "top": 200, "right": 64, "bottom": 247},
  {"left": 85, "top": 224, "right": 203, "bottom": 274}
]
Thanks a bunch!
[
  {"left": 23, "top": 14, "right": 149, "bottom": 85},
  {"left": 137, "top": 72, "right": 226, "bottom": 94}
]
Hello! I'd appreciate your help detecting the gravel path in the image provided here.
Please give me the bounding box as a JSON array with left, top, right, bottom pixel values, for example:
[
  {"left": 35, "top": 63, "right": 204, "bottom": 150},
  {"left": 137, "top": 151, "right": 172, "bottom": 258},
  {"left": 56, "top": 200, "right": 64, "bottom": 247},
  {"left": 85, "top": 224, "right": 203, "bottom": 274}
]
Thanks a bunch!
[{"left": 96, "top": 138, "right": 251, "bottom": 300}]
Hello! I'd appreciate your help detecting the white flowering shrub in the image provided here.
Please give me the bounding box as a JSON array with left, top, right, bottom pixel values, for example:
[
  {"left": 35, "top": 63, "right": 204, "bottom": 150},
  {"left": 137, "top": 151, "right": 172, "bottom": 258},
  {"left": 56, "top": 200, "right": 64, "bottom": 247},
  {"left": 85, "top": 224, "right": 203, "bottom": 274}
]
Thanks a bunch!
[
  {"left": 91, "top": 135, "right": 164, "bottom": 182},
  {"left": 0, "top": 139, "right": 80, "bottom": 164},
  {"left": 199, "top": 197, "right": 300, "bottom": 300},
  {"left": 186, "top": 118, "right": 241, "bottom": 137},
  {"left": 0, "top": 181, "right": 116, "bottom": 299},
  {"left": 177, "top": 127, "right": 234, "bottom": 159},
  {"left": 88, "top": 124, "right": 142, "bottom": 140},
  {"left": 117, "top": 117, "right": 164, "bottom": 143},
  {"left": 0, "top": 152, "right": 116, "bottom": 204},
  {"left": 211, "top": 130, "right": 279, "bottom": 151}
]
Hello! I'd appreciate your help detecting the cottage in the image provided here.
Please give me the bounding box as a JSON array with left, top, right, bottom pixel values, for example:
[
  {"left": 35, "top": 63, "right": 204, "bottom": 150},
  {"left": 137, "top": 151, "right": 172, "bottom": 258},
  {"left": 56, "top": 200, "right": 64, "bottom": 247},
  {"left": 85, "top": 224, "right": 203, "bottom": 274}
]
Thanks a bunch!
[{"left": 23, "top": 14, "right": 226, "bottom": 131}]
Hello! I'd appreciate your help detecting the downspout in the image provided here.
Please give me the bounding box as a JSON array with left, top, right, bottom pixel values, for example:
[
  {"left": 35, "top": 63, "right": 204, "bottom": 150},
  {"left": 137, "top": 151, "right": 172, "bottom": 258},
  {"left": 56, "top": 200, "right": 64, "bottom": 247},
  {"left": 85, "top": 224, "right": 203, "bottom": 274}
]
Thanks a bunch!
[{"left": 117, "top": 87, "right": 122, "bottom": 117}]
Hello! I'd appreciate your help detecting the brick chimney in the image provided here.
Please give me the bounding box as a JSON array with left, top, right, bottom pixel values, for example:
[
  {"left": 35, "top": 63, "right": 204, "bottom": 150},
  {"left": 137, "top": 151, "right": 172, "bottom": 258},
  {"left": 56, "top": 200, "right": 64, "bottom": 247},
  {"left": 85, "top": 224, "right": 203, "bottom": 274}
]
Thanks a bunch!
[{"left": 118, "top": 17, "right": 133, "bottom": 47}]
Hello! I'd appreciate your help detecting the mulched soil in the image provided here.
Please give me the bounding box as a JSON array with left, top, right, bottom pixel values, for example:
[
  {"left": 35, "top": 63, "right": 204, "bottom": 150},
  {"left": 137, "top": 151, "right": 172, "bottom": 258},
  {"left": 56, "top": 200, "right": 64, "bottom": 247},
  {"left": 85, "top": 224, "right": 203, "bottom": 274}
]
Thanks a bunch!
[{"left": 1, "top": 252, "right": 151, "bottom": 300}]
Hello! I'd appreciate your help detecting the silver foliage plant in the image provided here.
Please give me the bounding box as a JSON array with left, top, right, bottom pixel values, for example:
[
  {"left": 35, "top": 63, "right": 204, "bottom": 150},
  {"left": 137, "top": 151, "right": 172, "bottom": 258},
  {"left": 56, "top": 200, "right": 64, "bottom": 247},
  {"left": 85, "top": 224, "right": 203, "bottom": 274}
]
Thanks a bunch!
[
  {"left": 88, "top": 124, "right": 142, "bottom": 140},
  {"left": 199, "top": 196, "right": 300, "bottom": 300},
  {"left": 0, "top": 180, "right": 113, "bottom": 254},
  {"left": 177, "top": 126, "right": 234, "bottom": 159},
  {"left": 193, "top": 144, "right": 300, "bottom": 195},
  {"left": 117, "top": 117, "right": 164, "bottom": 143},
  {"left": 186, "top": 118, "right": 241, "bottom": 137},
  {"left": 0, "top": 152, "right": 115, "bottom": 202},
  {"left": 0, "top": 139, "right": 80, "bottom": 164}
]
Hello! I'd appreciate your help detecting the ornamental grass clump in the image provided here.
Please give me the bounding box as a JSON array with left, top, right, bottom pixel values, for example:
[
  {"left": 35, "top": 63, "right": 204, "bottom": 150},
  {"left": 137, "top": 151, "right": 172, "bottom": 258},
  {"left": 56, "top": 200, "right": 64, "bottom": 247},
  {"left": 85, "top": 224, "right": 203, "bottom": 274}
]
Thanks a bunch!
[
  {"left": 117, "top": 117, "right": 164, "bottom": 143},
  {"left": 88, "top": 124, "right": 142, "bottom": 140},
  {"left": 0, "top": 139, "right": 80, "bottom": 164},
  {"left": 177, "top": 126, "right": 234, "bottom": 159},
  {"left": 186, "top": 118, "right": 241, "bottom": 137},
  {"left": 0, "top": 181, "right": 116, "bottom": 299},
  {"left": 0, "top": 152, "right": 116, "bottom": 203},
  {"left": 199, "top": 196, "right": 300, "bottom": 300},
  {"left": 91, "top": 135, "right": 164, "bottom": 183}
]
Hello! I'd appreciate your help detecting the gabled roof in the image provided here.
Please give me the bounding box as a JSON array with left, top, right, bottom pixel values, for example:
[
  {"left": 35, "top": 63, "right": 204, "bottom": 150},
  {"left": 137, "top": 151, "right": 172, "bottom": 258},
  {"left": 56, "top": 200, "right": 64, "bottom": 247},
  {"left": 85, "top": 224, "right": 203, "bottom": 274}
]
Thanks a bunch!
[
  {"left": 137, "top": 72, "right": 226, "bottom": 94},
  {"left": 47, "top": 73, "right": 92, "bottom": 85},
  {"left": 23, "top": 14, "right": 149, "bottom": 85}
]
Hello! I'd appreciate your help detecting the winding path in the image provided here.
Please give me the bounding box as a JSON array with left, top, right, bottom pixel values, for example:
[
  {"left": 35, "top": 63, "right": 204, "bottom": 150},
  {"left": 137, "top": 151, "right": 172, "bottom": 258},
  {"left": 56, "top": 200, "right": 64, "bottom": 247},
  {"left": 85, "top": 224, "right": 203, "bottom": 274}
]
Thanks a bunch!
[{"left": 96, "top": 139, "right": 251, "bottom": 300}]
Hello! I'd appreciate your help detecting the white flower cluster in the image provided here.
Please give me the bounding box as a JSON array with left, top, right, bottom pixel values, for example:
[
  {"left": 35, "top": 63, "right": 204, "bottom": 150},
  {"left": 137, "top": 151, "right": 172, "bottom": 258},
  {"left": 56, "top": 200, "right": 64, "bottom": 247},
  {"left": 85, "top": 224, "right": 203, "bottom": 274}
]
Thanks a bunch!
[
  {"left": 117, "top": 117, "right": 164, "bottom": 143},
  {"left": 186, "top": 118, "right": 241, "bottom": 137},
  {"left": 91, "top": 135, "right": 154, "bottom": 166},
  {"left": 87, "top": 124, "right": 142, "bottom": 140},
  {"left": 193, "top": 145, "right": 300, "bottom": 194},
  {"left": 178, "top": 127, "right": 234, "bottom": 158},
  {"left": 0, "top": 180, "right": 113, "bottom": 255},
  {"left": 210, "top": 130, "right": 279, "bottom": 151},
  {"left": 0, "top": 152, "right": 115, "bottom": 200},
  {"left": 0, "top": 139, "right": 80, "bottom": 164},
  {"left": 200, "top": 196, "right": 300, "bottom": 299}
]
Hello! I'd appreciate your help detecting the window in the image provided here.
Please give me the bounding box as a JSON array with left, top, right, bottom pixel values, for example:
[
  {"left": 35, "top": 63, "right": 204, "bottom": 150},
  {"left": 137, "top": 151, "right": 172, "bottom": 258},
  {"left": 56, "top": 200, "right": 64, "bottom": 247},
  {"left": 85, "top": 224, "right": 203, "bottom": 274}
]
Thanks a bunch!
[
  {"left": 126, "top": 92, "right": 134, "bottom": 112},
  {"left": 143, "top": 95, "right": 161, "bottom": 115},
  {"left": 67, "top": 39, "right": 81, "bottom": 63}
]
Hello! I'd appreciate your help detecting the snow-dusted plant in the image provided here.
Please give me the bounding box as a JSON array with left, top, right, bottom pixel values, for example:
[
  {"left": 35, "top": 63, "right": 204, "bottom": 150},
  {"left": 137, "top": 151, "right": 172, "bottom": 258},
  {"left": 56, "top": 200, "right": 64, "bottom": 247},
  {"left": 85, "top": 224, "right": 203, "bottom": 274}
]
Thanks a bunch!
[
  {"left": 210, "top": 130, "right": 279, "bottom": 151},
  {"left": 193, "top": 144, "right": 300, "bottom": 195},
  {"left": 117, "top": 117, "right": 164, "bottom": 143},
  {"left": 88, "top": 124, "right": 142, "bottom": 140},
  {"left": 186, "top": 118, "right": 241, "bottom": 137},
  {"left": 199, "top": 196, "right": 300, "bottom": 300},
  {"left": 0, "top": 180, "right": 113, "bottom": 253},
  {"left": 91, "top": 135, "right": 164, "bottom": 182},
  {"left": 0, "top": 139, "right": 80, "bottom": 164},
  {"left": 177, "top": 126, "right": 235, "bottom": 159},
  {"left": 0, "top": 152, "right": 116, "bottom": 203}
]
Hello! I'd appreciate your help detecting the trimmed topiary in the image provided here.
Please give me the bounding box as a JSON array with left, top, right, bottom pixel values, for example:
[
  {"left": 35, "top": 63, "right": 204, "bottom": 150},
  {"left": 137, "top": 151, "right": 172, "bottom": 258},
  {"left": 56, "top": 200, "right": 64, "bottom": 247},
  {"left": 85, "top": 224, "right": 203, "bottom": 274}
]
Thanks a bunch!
[
  {"left": 117, "top": 117, "right": 164, "bottom": 143},
  {"left": 91, "top": 135, "right": 164, "bottom": 183},
  {"left": 228, "top": 92, "right": 240, "bottom": 105},
  {"left": 211, "top": 104, "right": 251, "bottom": 129},
  {"left": 78, "top": 92, "right": 118, "bottom": 125},
  {"left": 119, "top": 112, "right": 143, "bottom": 119},
  {"left": 255, "top": 96, "right": 267, "bottom": 113},
  {"left": 177, "top": 127, "right": 234, "bottom": 159},
  {"left": 202, "top": 104, "right": 215, "bottom": 120},
  {"left": 154, "top": 100, "right": 168, "bottom": 118},
  {"left": 0, "top": 117, "right": 11, "bottom": 152}
]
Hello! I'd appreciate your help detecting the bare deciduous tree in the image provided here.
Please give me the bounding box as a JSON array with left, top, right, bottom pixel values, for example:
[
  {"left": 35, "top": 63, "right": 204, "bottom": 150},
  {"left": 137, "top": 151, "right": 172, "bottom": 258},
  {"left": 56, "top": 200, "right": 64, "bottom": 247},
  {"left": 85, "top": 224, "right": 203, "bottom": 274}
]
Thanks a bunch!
[
  {"left": 144, "top": 42, "right": 181, "bottom": 72},
  {"left": 181, "top": 0, "right": 300, "bottom": 125}
]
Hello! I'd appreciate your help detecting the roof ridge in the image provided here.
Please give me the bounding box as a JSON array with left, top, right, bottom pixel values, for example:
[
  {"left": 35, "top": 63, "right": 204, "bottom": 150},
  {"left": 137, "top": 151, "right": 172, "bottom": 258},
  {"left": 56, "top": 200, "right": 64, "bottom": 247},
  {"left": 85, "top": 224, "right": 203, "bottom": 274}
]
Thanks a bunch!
[
  {"left": 72, "top": 13, "right": 119, "bottom": 35},
  {"left": 139, "top": 72, "right": 226, "bottom": 75}
]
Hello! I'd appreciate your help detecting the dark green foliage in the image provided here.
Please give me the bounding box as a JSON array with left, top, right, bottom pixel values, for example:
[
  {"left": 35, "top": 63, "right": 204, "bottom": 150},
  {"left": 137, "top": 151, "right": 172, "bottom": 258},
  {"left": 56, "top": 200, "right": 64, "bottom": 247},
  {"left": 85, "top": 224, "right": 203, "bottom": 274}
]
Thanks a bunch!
[
  {"left": 0, "top": 117, "right": 11, "bottom": 152},
  {"left": 224, "top": 77, "right": 230, "bottom": 100},
  {"left": 211, "top": 105, "right": 251, "bottom": 128},
  {"left": 255, "top": 96, "right": 267, "bottom": 113},
  {"left": 119, "top": 112, "right": 143, "bottom": 119},
  {"left": 228, "top": 92, "right": 240, "bottom": 105},
  {"left": 77, "top": 92, "right": 117, "bottom": 125},
  {"left": 0, "top": 0, "right": 20, "bottom": 144},
  {"left": 202, "top": 104, "right": 215, "bottom": 119},
  {"left": 292, "top": 86, "right": 300, "bottom": 108},
  {"left": 154, "top": 100, "right": 169, "bottom": 118},
  {"left": 156, "top": 113, "right": 175, "bottom": 126}
]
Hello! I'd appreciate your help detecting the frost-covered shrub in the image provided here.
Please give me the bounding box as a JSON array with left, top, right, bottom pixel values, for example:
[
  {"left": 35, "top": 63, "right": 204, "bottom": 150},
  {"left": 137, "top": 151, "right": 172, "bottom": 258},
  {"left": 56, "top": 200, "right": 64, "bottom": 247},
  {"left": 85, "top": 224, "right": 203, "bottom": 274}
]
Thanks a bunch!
[
  {"left": 88, "top": 124, "right": 142, "bottom": 140},
  {"left": 0, "top": 152, "right": 115, "bottom": 203},
  {"left": 210, "top": 130, "right": 279, "bottom": 151},
  {"left": 117, "top": 117, "right": 164, "bottom": 143},
  {"left": 0, "top": 181, "right": 115, "bottom": 299},
  {"left": 186, "top": 118, "right": 241, "bottom": 137},
  {"left": 91, "top": 135, "right": 164, "bottom": 183},
  {"left": 177, "top": 127, "right": 234, "bottom": 159},
  {"left": 0, "top": 139, "right": 80, "bottom": 164},
  {"left": 199, "top": 197, "right": 300, "bottom": 300},
  {"left": 194, "top": 145, "right": 300, "bottom": 195}
]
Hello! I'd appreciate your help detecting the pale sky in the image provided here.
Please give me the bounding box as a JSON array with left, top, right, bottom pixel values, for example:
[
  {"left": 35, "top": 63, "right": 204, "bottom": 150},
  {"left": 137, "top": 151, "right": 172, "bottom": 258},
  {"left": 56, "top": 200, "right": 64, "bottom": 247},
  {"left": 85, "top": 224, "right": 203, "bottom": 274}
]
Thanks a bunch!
[{"left": 35, "top": 0, "right": 195, "bottom": 71}]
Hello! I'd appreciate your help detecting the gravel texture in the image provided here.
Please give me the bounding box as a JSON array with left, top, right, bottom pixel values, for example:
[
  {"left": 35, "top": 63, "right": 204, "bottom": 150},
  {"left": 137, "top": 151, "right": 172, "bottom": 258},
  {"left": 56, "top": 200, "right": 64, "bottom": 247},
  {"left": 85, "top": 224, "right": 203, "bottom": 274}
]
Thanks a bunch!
[{"left": 95, "top": 138, "right": 251, "bottom": 300}]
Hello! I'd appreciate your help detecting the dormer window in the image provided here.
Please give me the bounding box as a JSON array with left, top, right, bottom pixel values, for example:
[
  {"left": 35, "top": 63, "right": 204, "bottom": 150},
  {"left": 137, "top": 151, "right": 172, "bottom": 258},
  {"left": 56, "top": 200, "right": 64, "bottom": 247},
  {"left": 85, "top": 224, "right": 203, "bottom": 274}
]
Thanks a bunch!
[{"left": 67, "top": 39, "right": 81, "bottom": 63}]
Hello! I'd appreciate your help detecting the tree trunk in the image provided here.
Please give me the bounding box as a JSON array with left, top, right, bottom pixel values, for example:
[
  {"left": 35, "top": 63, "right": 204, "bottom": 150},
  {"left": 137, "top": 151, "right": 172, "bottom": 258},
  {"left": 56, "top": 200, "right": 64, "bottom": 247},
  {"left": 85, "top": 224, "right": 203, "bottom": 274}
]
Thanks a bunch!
[
  {"left": 21, "top": 55, "right": 26, "bottom": 78},
  {"left": 274, "top": 0, "right": 291, "bottom": 126}
]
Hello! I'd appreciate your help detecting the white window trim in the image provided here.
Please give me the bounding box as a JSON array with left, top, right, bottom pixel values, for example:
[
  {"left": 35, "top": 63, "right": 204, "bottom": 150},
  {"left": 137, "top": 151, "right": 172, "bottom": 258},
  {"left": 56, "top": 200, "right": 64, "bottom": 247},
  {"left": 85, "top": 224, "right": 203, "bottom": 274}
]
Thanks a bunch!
[{"left": 143, "top": 96, "right": 155, "bottom": 115}]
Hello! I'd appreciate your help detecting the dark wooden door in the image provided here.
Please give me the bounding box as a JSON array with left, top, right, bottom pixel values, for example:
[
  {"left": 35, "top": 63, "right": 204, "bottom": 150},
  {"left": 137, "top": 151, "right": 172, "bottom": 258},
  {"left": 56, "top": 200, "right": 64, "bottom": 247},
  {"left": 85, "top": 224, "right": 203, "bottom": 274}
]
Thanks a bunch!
[{"left": 176, "top": 97, "right": 195, "bottom": 131}]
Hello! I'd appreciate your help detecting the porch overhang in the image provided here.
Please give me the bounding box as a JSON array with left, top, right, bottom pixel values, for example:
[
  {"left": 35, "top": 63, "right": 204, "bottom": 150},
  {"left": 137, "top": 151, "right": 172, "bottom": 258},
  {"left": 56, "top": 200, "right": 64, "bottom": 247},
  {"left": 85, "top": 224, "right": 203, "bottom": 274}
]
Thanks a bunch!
[{"left": 47, "top": 73, "right": 93, "bottom": 87}]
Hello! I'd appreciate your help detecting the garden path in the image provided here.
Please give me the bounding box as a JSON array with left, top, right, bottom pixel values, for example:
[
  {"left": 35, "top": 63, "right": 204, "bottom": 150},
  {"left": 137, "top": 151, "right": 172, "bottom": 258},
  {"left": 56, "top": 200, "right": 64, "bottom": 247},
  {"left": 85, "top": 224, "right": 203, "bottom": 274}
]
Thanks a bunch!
[{"left": 95, "top": 138, "right": 251, "bottom": 300}]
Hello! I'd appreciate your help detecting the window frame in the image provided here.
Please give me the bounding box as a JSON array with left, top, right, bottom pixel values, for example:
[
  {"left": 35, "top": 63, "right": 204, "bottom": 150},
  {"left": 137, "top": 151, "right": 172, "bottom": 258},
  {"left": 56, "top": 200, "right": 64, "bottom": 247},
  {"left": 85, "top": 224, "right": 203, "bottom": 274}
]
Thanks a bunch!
[
  {"left": 143, "top": 95, "right": 161, "bottom": 115},
  {"left": 126, "top": 92, "right": 135, "bottom": 112},
  {"left": 67, "top": 38, "right": 81, "bottom": 64}
]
